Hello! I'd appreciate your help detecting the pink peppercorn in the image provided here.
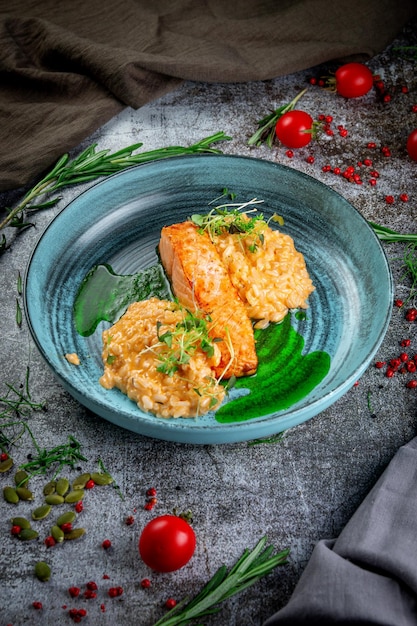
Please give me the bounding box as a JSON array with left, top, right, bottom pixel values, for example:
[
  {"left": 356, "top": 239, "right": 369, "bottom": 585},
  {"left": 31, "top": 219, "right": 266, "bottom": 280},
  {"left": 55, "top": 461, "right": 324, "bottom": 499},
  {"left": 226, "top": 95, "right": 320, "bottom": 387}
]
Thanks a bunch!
[
  {"left": 44, "top": 536, "right": 56, "bottom": 548},
  {"left": 68, "top": 587, "right": 81, "bottom": 598},
  {"left": 141, "top": 578, "right": 151, "bottom": 589},
  {"left": 165, "top": 598, "right": 177, "bottom": 609},
  {"left": 86, "top": 581, "right": 98, "bottom": 591},
  {"left": 102, "top": 539, "right": 112, "bottom": 550},
  {"left": 108, "top": 586, "right": 124, "bottom": 598}
]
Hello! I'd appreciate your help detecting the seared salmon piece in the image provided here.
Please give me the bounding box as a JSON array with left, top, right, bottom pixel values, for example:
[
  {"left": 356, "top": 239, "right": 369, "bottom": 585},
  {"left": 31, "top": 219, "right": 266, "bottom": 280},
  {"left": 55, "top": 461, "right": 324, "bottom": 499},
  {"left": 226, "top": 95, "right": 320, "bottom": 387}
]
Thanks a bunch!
[{"left": 159, "top": 221, "right": 258, "bottom": 379}]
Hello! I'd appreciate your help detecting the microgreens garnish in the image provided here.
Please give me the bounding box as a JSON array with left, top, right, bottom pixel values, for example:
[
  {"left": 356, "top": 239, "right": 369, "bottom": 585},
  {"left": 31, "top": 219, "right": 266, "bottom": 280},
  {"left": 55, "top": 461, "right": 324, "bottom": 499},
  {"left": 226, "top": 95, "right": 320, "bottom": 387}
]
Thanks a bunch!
[
  {"left": 0, "top": 368, "right": 46, "bottom": 452},
  {"left": 19, "top": 432, "right": 88, "bottom": 481},
  {"left": 0, "top": 132, "right": 231, "bottom": 251},
  {"left": 156, "top": 306, "right": 217, "bottom": 376},
  {"left": 152, "top": 536, "right": 289, "bottom": 626},
  {"left": 191, "top": 198, "right": 265, "bottom": 246},
  {"left": 0, "top": 368, "right": 46, "bottom": 423}
]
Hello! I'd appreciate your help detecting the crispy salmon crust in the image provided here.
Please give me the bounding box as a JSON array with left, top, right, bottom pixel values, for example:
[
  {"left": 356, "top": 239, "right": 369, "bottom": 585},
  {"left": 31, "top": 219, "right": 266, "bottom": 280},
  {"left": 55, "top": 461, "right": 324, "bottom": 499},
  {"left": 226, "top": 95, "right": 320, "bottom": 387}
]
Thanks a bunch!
[{"left": 159, "top": 221, "right": 258, "bottom": 379}]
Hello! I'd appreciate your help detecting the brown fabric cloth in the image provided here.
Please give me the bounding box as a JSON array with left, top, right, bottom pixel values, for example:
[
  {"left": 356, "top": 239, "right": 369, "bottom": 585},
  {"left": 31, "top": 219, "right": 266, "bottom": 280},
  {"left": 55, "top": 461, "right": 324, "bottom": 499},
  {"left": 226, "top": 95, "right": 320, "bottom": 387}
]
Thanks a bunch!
[{"left": 1, "top": 0, "right": 416, "bottom": 192}]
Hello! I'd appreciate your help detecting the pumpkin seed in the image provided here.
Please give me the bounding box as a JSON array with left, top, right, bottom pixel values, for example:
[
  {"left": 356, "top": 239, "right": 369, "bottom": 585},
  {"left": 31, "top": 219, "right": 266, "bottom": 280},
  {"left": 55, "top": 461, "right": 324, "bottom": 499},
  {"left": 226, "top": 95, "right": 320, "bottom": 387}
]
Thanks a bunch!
[
  {"left": 72, "top": 473, "right": 90, "bottom": 490},
  {"left": 44, "top": 494, "right": 65, "bottom": 505},
  {"left": 65, "top": 489, "right": 84, "bottom": 503},
  {"left": 51, "top": 525, "right": 65, "bottom": 543},
  {"left": 3, "top": 486, "right": 19, "bottom": 504},
  {"left": 0, "top": 457, "right": 14, "bottom": 473},
  {"left": 90, "top": 472, "right": 113, "bottom": 486},
  {"left": 56, "top": 510, "right": 76, "bottom": 526},
  {"left": 18, "top": 528, "right": 39, "bottom": 541},
  {"left": 14, "top": 469, "right": 29, "bottom": 485},
  {"left": 35, "top": 561, "right": 51, "bottom": 582},
  {"left": 43, "top": 481, "right": 56, "bottom": 496},
  {"left": 32, "top": 504, "right": 52, "bottom": 521},
  {"left": 11, "top": 516, "right": 31, "bottom": 529},
  {"left": 63, "top": 527, "right": 85, "bottom": 540},
  {"left": 16, "top": 486, "right": 34, "bottom": 501},
  {"left": 55, "top": 477, "right": 70, "bottom": 497}
]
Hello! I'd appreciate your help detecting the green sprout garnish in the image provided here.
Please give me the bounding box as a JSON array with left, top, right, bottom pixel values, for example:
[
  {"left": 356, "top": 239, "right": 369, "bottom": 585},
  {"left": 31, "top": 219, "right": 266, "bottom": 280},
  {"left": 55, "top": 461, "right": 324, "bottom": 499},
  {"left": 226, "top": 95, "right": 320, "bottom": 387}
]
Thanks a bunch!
[
  {"left": 156, "top": 306, "right": 218, "bottom": 376},
  {"left": 191, "top": 198, "right": 265, "bottom": 247}
]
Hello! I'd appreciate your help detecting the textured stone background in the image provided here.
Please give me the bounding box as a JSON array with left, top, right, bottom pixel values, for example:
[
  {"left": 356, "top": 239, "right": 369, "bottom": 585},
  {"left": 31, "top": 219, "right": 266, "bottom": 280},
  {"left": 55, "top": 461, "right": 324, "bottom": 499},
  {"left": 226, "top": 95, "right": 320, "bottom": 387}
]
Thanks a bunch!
[{"left": 0, "top": 17, "right": 416, "bottom": 626}]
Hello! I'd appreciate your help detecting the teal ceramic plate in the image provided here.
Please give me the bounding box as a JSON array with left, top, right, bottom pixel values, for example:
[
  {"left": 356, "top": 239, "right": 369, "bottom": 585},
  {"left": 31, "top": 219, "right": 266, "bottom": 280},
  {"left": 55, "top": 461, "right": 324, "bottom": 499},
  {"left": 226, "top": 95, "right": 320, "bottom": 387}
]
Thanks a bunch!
[{"left": 24, "top": 155, "right": 393, "bottom": 444}]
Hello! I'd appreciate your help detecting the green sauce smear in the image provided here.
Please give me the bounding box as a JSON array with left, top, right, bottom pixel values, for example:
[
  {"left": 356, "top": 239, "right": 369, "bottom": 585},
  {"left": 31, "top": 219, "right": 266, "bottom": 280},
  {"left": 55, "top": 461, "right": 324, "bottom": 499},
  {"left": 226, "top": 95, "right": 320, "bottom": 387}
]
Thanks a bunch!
[
  {"left": 74, "top": 263, "right": 171, "bottom": 337},
  {"left": 73, "top": 264, "right": 330, "bottom": 422},
  {"left": 215, "top": 314, "right": 330, "bottom": 423}
]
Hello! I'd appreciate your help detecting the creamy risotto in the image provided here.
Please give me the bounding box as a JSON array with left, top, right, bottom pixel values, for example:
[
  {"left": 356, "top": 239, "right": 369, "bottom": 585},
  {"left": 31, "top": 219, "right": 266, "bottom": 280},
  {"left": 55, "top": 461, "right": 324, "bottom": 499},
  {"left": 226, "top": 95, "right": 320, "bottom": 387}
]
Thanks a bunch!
[
  {"left": 213, "top": 221, "right": 314, "bottom": 328},
  {"left": 99, "top": 298, "right": 226, "bottom": 418}
]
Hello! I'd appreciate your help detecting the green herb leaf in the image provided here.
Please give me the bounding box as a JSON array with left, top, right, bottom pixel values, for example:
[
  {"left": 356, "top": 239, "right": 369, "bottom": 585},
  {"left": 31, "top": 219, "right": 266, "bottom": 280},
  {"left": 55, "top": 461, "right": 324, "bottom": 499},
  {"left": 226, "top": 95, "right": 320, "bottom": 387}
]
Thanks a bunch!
[
  {"left": 152, "top": 536, "right": 289, "bottom": 626},
  {"left": 368, "top": 221, "right": 417, "bottom": 243},
  {"left": 17, "top": 271, "right": 22, "bottom": 295},
  {"left": 15, "top": 299, "right": 22, "bottom": 327}
]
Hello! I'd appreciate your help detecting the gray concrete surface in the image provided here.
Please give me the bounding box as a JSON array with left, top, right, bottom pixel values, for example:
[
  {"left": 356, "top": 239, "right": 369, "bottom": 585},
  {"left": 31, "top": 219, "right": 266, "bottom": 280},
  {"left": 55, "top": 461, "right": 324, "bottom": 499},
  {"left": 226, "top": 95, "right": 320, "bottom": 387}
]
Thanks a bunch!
[{"left": 1, "top": 18, "right": 417, "bottom": 626}]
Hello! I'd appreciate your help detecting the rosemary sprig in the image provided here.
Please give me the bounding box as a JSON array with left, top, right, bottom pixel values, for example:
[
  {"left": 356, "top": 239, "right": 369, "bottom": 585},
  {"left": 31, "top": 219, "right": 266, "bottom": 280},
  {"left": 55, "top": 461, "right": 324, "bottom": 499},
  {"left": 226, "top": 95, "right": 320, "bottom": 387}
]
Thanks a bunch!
[
  {"left": 0, "top": 132, "right": 231, "bottom": 239},
  {"left": 247, "top": 88, "right": 307, "bottom": 147},
  {"left": 369, "top": 221, "right": 417, "bottom": 243},
  {"left": 152, "top": 536, "right": 289, "bottom": 626},
  {"left": 400, "top": 242, "right": 417, "bottom": 301}
]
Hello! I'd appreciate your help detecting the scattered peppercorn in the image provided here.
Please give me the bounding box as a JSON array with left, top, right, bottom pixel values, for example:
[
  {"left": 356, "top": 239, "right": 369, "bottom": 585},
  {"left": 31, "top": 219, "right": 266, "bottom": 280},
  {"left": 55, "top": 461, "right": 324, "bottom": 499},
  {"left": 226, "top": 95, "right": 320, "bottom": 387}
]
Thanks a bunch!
[
  {"left": 44, "top": 536, "right": 56, "bottom": 548},
  {"left": 165, "top": 598, "right": 177, "bottom": 609},
  {"left": 102, "top": 539, "right": 112, "bottom": 550},
  {"left": 108, "top": 586, "right": 124, "bottom": 598},
  {"left": 68, "top": 607, "right": 87, "bottom": 623},
  {"left": 68, "top": 587, "right": 81, "bottom": 598},
  {"left": 86, "top": 581, "right": 98, "bottom": 591}
]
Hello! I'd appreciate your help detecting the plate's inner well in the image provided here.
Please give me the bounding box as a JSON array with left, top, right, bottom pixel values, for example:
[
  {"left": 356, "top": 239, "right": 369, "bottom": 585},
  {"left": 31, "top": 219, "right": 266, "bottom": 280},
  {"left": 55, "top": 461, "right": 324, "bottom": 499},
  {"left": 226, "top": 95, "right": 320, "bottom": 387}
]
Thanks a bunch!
[{"left": 24, "top": 155, "right": 392, "bottom": 443}]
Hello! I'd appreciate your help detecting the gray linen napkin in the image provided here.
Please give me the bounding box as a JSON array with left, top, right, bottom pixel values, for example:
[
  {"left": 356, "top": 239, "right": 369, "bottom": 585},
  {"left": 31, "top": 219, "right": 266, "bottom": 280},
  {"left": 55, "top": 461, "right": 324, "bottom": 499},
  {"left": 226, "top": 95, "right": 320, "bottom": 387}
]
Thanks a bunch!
[{"left": 264, "top": 437, "right": 417, "bottom": 625}]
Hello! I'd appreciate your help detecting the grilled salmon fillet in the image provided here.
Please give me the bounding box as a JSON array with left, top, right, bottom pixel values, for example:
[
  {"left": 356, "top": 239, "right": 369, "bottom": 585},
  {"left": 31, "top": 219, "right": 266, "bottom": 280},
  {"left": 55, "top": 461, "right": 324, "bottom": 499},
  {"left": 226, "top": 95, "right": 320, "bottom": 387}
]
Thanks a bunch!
[{"left": 158, "top": 221, "right": 258, "bottom": 379}]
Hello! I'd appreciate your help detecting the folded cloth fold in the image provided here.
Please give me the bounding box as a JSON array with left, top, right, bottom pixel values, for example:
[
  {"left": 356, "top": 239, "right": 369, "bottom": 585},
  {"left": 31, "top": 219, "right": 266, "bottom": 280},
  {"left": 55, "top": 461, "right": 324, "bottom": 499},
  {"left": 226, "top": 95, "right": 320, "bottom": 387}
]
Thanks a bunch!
[
  {"left": 263, "top": 437, "right": 417, "bottom": 625},
  {"left": 1, "top": 0, "right": 417, "bottom": 191}
]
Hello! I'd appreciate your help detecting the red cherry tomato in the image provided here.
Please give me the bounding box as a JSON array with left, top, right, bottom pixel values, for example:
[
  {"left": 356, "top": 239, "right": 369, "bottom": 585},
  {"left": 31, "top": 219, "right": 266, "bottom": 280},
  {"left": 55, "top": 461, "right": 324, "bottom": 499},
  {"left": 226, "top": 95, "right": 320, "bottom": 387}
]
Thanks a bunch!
[
  {"left": 275, "top": 110, "right": 313, "bottom": 148},
  {"left": 334, "top": 63, "right": 373, "bottom": 98},
  {"left": 139, "top": 515, "right": 196, "bottom": 572},
  {"left": 406, "top": 129, "right": 417, "bottom": 161}
]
